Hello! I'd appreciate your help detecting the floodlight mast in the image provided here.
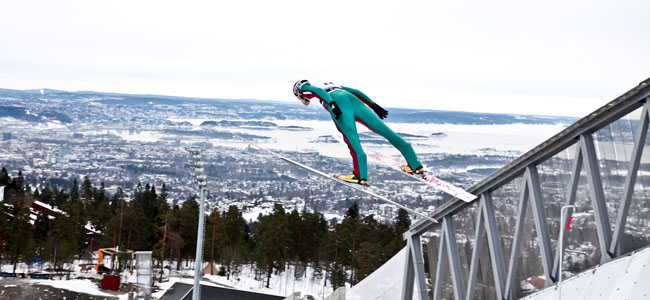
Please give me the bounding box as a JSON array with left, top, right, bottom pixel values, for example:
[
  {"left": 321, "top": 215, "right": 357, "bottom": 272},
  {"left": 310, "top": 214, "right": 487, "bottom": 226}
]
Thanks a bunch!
[
  {"left": 557, "top": 205, "right": 575, "bottom": 300},
  {"left": 187, "top": 146, "right": 208, "bottom": 300}
]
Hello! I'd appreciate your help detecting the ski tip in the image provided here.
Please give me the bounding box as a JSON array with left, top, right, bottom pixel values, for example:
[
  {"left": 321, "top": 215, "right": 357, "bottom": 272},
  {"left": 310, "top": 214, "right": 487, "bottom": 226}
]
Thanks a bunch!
[
  {"left": 426, "top": 216, "right": 438, "bottom": 223},
  {"left": 458, "top": 193, "right": 478, "bottom": 202}
]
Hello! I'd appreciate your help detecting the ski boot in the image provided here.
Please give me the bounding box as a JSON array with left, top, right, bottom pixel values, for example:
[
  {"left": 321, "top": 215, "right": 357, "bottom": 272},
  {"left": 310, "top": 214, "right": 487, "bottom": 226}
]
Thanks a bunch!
[
  {"left": 402, "top": 165, "right": 426, "bottom": 176},
  {"left": 335, "top": 174, "right": 369, "bottom": 186}
]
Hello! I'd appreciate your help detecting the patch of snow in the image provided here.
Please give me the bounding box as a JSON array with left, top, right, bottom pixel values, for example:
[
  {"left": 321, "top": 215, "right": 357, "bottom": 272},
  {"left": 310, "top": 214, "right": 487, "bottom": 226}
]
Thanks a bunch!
[
  {"left": 241, "top": 207, "right": 273, "bottom": 223},
  {"left": 156, "top": 263, "right": 332, "bottom": 299},
  {"left": 33, "top": 279, "right": 115, "bottom": 297}
]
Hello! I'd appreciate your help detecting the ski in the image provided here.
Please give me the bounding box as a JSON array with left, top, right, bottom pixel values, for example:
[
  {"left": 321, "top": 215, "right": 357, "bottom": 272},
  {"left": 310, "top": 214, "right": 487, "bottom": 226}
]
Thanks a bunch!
[
  {"left": 334, "top": 134, "right": 477, "bottom": 202},
  {"left": 227, "top": 130, "right": 437, "bottom": 223}
]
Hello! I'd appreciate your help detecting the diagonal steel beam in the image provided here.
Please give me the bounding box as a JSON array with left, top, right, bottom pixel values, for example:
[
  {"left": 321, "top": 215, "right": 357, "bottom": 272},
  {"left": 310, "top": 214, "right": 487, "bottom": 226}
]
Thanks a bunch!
[
  {"left": 580, "top": 133, "right": 614, "bottom": 262},
  {"left": 433, "top": 229, "right": 448, "bottom": 300},
  {"left": 409, "top": 234, "right": 430, "bottom": 300},
  {"left": 401, "top": 243, "right": 415, "bottom": 300},
  {"left": 504, "top": 177, "right": 529, "bottom": 300},
  {"left": 610, "top": 99, "right": 650, "bottom": 255},
  {"left": 482, "top": 192, "right": 508, "bottom": 298},
  {"left": 465, "top": 202, "right": 485, "bottom": 300},
  {"left": 552, "top": 145, "right": 583, "bottom": 280},
  {"left": 443, "top": 216, "right": 467, "bottom": 300},
  {"left": 427, "top": 234, "right": 438, "bottom": 299},
  {"left": 526, "top": 165, "right": 555, "bottom": 284}
]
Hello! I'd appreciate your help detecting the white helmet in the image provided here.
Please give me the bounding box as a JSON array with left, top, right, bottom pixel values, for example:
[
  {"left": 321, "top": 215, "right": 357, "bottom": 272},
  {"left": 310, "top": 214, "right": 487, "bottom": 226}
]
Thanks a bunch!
[{"left": 293, "top": 79, "right": 311, "bottom": 106}]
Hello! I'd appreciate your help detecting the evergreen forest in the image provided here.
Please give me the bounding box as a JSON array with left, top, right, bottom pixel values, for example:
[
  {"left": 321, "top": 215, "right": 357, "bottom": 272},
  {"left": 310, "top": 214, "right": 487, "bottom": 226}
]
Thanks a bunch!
[{"left": 0, "top": 167, "right": 411, "bottom": 289}]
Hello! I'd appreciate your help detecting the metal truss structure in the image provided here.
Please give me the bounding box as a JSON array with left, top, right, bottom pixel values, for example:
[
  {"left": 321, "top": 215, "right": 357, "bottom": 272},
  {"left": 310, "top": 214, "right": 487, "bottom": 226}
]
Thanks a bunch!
[{"left": 400, "top": 77, "right": 650, "bottom": 300}]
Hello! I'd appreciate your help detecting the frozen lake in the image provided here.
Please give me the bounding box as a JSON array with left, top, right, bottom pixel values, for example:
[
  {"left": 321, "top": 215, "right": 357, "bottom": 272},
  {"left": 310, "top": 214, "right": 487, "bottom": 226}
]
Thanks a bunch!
[{"left": 149, "top": 119, "right": 571, "bottom": 158}]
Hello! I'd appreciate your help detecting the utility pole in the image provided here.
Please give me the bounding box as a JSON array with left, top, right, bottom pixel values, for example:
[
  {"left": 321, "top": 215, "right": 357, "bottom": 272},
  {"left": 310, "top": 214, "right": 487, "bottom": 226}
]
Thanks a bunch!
[
  {"left": 558, "top": 205, "right": 575, "bottom": 300},
  {"left": 187, "top": 146, "right": 207, "bottom": 300}
]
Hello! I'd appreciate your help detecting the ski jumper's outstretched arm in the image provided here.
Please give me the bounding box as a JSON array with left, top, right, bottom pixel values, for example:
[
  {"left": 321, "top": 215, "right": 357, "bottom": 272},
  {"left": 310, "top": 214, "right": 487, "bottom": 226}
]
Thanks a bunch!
[
  {"left": 341, "top": 86, "right": 375, "bottom": 107},
  {"left": 341, "top": 86, "right": 388, "bottom": 119},
  {"left": 300, "top": 84, "right": 334, "bottom": 105}
]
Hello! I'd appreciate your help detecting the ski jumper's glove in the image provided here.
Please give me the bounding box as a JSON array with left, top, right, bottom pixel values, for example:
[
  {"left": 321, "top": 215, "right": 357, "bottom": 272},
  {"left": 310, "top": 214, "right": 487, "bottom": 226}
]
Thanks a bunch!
[
  {"left": 371, "top": 103, "right": 388, "bottom": 119},
  {"left": 330, "top": 101, "right": 342, "bottom": 119}
]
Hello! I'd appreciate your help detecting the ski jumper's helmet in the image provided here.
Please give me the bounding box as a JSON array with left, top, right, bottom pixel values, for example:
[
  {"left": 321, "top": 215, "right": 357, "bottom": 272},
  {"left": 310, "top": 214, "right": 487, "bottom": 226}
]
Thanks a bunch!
[{"left": 293, "top": 80, "right": 310, "bottom": 105}]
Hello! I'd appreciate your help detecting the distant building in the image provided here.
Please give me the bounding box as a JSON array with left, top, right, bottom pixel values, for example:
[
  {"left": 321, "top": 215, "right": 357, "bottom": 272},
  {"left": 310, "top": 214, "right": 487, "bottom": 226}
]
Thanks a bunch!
[
  {"left": 57, "top": 147, "right": 72, "bottom": 163},
  {"left": 2, "top": 132, "right": 11, "bottom": 141},
  {"left": 521, "top": 276, "right": 546, "bottom": 293},
  {"left": 31, "top": 200, "right": 68, "bottom": 217}
]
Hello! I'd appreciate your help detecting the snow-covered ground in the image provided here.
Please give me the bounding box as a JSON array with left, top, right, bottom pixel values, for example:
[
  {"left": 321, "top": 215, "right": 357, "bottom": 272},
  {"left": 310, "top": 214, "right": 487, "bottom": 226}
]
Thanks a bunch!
[
  {"left": 2, "top": 257, "right": 332, "bottom": 299},
  {"left": 156, "top": 262, "right": 332, "bottom": 299},
  {"left": 241, "top": 206, "right": 274, "bottom": 223},
  {"left": 33, "top": 278, "right": 118, "bottom": 298}
]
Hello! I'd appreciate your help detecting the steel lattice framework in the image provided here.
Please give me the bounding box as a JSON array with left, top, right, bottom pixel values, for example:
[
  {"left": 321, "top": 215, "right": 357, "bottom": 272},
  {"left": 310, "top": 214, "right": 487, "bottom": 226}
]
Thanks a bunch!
[{"left": 400, "top": 77, "right": 650, "bottom": 300}]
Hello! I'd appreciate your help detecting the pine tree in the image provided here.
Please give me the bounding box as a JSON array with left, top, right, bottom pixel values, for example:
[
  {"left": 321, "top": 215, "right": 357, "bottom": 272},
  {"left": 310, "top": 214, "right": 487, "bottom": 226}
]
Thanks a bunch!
[
  {"left": 356, "top": 241, "right": 382, "bottom": 281},
  {"left": 122, "top": 201, "right": 152, "bottom": 252},
  {"left": 395, "top": 208, "right": 411, "bottom": 235},
  {"left": 6, "top": 206, "right": 34, "bottom": 273},
  {"left": 34, "top": 210, "right": 51, "bottom": 249},
  {"left": 204, "top": 209, "right": 224, "bottom": 276},
  {"left": 180, "top": 198, "right": 199, "bottom": 267},
  {"left": 14, "top": 170, "right": 24, "bottom": 196},
  {"left": 286, "top": 209, "right": 301, "bottom": 262},
  {"left": 82, "top": 176, "right": 92, "bottom": 210},
  {"left": 253, "top": 204, "right": 290, "bottom": 288},
  {"left": 45, "top": 212, "right": 79, "bottom": 271},
  {"left": 53, "top": 187, "right": 68, "bottom": 209},
  {"left": 70, "top": 177, "right": 80, "bottom": 204},
  {"left": 0, "top": 167, "right": 9, "bottom": 186},
  {"left": 222, "top": 205, "right": 246, "bottom": 279},
  {"left": 0, "top": 203, "right": 10, "bottom": 270},
  {"left": 329, "top": 261, "right": 346, "bottom": 290},
  {"left": 109, "top": 187, "right": 125, "bottom": 215},
  {"left": 345, "top": 201, "right": 359, "bottom": 219},
  {"left": 39, "top": 185, "right": 54, "bottom": 204},
  {"left": 93, "top": 193, "right": 113, "bottom": 235},
  {"left": 168, "top": 204, "right": 183, "bottom": 271}
]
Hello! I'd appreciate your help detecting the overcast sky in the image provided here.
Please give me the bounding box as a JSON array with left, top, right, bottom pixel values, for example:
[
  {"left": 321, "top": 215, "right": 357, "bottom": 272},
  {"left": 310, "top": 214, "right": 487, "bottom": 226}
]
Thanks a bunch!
[{"left": 1, "top": 0, "right": 649, "bottom": 117}]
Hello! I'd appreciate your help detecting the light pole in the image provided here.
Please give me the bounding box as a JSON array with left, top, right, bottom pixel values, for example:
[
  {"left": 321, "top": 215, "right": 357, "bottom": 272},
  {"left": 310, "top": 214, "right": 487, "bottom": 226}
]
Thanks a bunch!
[
  {"left": 557, "top": 205, "right": 575, "bottom": 300},
  {"left": 187, "top": 146, "right": 207, "bottom": 300}
]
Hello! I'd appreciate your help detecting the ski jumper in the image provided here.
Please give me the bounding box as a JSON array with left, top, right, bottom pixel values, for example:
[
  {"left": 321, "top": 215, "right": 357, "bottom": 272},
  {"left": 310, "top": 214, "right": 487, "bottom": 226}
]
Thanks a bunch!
[{"left": 298, "top": 81, "right": 423, "bottom": 180}]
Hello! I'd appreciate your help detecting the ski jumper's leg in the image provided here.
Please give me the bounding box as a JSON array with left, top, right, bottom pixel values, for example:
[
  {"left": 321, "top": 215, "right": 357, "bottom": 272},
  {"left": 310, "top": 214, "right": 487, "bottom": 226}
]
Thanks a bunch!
[
  {"left": 349, "top": 93, "right": 423, "bottom": 170},
  {"left": 328, "top": 91, "right": 368, "bottom": 180}
]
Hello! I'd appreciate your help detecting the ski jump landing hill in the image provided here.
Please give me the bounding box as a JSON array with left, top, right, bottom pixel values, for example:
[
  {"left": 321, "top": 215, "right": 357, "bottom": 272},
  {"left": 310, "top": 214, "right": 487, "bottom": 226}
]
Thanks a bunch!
[{"left": 321, "top": 76, "right": 650, "bottom": 300}]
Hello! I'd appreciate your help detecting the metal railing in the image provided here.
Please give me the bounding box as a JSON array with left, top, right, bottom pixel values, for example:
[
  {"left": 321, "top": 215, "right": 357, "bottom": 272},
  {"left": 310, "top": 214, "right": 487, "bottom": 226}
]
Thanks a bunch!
[{"left": 400, "top": 77, "right": 650, "bottom": 300}]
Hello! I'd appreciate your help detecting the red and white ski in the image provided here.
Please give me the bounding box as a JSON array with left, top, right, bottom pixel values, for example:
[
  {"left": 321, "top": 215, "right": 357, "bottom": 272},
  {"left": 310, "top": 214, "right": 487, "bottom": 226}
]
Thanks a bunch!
[
  {"left": 366, "top": 148, "right": 476, "bottom": 202},
  {"left": 335, "top": 134, "right": 477, "bottom": 202}
]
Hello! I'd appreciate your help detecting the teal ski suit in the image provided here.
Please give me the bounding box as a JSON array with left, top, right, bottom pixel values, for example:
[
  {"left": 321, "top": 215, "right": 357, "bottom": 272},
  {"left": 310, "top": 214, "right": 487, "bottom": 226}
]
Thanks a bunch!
[{"left": 297, "top": 80, "right": 423, "bottom": 180}]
